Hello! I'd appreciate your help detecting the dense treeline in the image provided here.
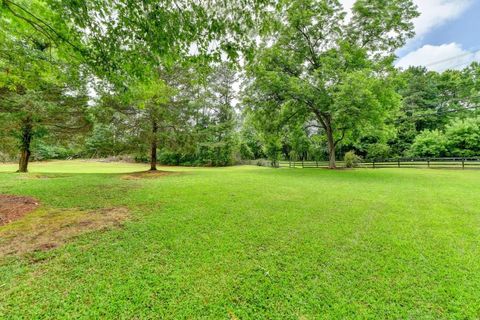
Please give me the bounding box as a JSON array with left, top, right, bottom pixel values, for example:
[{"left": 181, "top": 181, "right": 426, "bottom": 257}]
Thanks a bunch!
[
  {"left": 1, "top": 0, "right": 479, "bottom": 171},
  {"left": 264, "top": 64, "right": 480, "bottom": 162}
]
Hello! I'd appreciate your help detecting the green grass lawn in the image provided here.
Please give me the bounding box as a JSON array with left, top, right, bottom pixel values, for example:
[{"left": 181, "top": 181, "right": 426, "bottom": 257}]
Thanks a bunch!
[{"left": 1, "top": 160, "right": 480, "bottom": 319}]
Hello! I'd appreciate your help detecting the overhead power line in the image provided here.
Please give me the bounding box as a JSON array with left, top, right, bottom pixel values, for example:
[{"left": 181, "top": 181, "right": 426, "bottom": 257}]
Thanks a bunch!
[{"left": 423, "top": 48, "right": 480, "bottom": 68}]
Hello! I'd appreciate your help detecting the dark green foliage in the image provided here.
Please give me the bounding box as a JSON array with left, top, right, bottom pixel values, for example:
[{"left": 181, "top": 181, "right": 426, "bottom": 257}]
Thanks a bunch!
[{"left": 85, "top": 125, "right": 123, "bottom": 158}]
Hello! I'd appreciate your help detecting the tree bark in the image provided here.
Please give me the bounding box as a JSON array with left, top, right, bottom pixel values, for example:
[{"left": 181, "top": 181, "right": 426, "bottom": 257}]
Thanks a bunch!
[
  {"left": 150, "top": 118, "right": 158, "bottom": 171},
  {"left": 311, "top": 108, "right": 337, "bottom": 169},
  {"left": 325, "top": 124, "right": 336, "bottom": 169},
  {"left": 18, "top": 117, "right": 33, "bottom": 173}
]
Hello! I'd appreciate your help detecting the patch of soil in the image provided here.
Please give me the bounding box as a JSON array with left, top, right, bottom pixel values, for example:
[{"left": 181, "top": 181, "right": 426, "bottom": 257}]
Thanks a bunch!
[
  {"left": 0, "top": 207, "right": 129, "bottom": 256},
  {"left": 122, "top": 170, "right": 179, "bottom": 180},
  {"left": 0, "top": 195, "right": 39, "bottom": 226}
]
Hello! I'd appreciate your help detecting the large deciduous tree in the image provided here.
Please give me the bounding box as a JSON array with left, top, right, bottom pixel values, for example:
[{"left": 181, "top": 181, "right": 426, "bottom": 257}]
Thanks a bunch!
[{"left": 245, "top": 0, "right": 418, "bottom": 168}]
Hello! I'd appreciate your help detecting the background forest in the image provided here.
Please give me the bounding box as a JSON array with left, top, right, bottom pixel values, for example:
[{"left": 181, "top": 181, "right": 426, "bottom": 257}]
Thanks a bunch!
[{"left": 1, "top": 0, "right": 479, "bottom": 171}]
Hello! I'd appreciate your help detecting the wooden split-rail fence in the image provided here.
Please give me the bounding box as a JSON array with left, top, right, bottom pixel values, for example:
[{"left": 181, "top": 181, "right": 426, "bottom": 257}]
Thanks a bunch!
[{"left": 270, "top": 157, "right": 480, "bottom": 169}]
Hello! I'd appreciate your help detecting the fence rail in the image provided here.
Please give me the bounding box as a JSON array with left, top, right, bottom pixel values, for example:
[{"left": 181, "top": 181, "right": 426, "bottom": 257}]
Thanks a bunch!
[
  {"left": 269, "top": 157, "right": 480, "bottom": 169},
  {"left": 362, "top": 157, "right": 480, "bottom": 169}
]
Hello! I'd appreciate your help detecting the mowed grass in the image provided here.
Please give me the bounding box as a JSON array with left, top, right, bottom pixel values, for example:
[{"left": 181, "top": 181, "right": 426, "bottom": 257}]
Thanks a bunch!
[{"left": 1, "top": 160, "right": 480, "bottom": 319}]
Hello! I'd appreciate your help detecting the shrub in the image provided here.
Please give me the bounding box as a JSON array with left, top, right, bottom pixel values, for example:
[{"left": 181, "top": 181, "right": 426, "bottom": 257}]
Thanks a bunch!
[
  {"left": 344, "top": 151, "right": 361, "bottom": 168},
  {"left": 444, "top": 117, "right": 480, "bottom": 157},
  {"left": 409, "top": 130, "right": 447, "bottom": 157}
]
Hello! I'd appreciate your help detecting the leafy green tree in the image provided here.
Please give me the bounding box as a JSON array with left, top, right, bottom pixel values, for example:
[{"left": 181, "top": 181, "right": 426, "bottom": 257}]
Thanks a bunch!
[
  {"left": 262, "top": 134, "right": 282, "bottom": 167},
  {"left": 408, "top": 130, "right": 447, "bottom": 158},
  {"left": 286, "top": 126, "right": 310, "bottom": 161},
  {"left": 58, "top": 0, "right": 273, "bottom": 84},
  {"left": 239, "top": 116, "right": 265, "bottom": 160},
  {"left": 245, "top": 0, "right": 418, "bottom": 168},
  {"left": 391, "top": 63, "right": 480, "bottom": 157},
  {"left": 445, "top": 117, "right": 480, "bottom": 157},
  {"left": 392, "top": 67, "right": 441, "bottom": 155}
]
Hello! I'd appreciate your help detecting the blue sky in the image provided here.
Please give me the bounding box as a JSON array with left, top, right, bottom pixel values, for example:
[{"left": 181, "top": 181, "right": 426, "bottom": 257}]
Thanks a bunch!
[
  {"left": 421, "top": 1, "right": 480, "bottom": 51},
  {"left": 342, "top": 0, "right": 480, "bottom": 72},
  {"left": 393, "top": 0, "right": 480, "bottom": 72}
]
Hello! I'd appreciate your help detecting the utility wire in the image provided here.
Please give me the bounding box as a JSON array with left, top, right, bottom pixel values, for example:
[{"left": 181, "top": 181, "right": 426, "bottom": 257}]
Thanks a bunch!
[{"left": 424, "top": 48, "right": 480, "bottom": 68}]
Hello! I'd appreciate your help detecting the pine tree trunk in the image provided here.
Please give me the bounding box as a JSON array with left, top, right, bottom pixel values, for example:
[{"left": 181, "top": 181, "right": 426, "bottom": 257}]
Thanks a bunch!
[
  {"left": 18, "top": 118, "right": 33, "bottom": 173},
  {"left": 150, "top": 119, "right": 158, "bottom": 171}
]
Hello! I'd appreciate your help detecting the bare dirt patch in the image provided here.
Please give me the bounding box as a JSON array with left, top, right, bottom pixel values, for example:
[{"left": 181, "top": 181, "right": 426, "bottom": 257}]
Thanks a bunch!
[
  {"left": 0, "top": 207, "right": 129, "bottom": 256},
  {"left": 122, "top": 170, "right": 179, "bottom": 180},
  {"left": 0, "top": 195, "right": 40, "bottom": 226}
]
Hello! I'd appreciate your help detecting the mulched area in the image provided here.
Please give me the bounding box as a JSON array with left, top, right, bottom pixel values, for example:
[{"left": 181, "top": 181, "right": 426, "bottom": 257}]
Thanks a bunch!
[{"left": 0, "top": 195, "right": 39, "bottom": 226}]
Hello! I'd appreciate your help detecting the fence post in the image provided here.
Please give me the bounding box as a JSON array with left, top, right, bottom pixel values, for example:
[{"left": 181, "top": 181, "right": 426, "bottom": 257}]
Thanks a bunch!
[
  {"left": 373, "top": 160, "right": 376, "bottom": 169},
  {"left": 398, "top": 159, "right": 400, "bottom": 168},
  {"left": 302, "top": 159, "right": 304, "bottom": 168},
  {"left": 427, "top": 158, "right": 430, "bottom": 168},
  {"left": 462, "top": 158, "right": 465, "bottom": 170},
  {"left": 316, "top": 160, "right": 318, "bottom": 168}
]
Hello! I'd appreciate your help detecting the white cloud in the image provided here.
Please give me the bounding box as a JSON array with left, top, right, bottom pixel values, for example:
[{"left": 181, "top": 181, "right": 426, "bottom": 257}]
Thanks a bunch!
[
  {"left": 395, "top": 43, "right": 480, "bottom": 72},
  {"left": 340, "top": 0, "right": 473, "bottom": 41},
  {"left": 413, "top": 0, "right": 472, "bottom": 39}
]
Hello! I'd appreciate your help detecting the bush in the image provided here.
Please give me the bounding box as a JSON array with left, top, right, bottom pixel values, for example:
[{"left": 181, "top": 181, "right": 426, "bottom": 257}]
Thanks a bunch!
[
  {"left": 445, "top": 117, "right": 480, "bottom": 157},
  {"left": 344, "top": 151, "right": 361, "bottom": 168},
  {"left": 409, "top": 130, "right": 447, "bottom": 157}
]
